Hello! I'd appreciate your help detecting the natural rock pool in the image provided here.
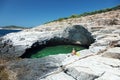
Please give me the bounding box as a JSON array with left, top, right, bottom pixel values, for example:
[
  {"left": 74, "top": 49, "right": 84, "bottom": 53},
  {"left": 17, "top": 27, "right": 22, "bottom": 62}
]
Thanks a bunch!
[{"left": 30, "top": 45, "right": 86, "bottom": 58}]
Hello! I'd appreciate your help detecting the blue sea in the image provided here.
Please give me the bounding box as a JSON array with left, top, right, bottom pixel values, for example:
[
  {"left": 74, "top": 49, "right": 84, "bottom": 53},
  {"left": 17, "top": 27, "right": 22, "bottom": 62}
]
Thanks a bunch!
[{"left": 0, "top": 29, "right": 21, "bottom": 37}]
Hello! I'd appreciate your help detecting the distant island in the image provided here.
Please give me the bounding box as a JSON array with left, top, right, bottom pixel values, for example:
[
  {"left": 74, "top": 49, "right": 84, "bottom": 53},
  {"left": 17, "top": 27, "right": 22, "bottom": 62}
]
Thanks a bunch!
[{"left": 0, "top": 25, "right": 30, "bottom": 30}]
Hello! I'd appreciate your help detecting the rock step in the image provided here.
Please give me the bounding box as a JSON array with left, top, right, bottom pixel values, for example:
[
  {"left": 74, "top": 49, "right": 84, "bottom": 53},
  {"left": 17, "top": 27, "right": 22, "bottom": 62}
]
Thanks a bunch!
[
  {"left": 102, "top": 47, "right": 120, "bottom": 59},
  {"left": 65, "top": 56, "right": 120, "bottom": 80}
]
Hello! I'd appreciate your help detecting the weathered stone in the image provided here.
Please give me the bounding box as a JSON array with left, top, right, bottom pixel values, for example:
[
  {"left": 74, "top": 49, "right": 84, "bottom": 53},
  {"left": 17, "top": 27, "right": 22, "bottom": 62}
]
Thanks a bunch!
[
  {"left": 40, "top": 72, "right": 75, "bottom": 80},
  {"left": 89, "top": 46, "right": 107, "bottom": 53},
  {"left": 77, "top": 49, "right": 94, "bottom": 57},
  {"left": 0, "top": 25, "right": 94, "bottom": 59},
  {"left": 91, "top": 40, "right": 110, "bottom": 47},
  {"left": 102, "top": 47, "right": 120, "bottom": 59},
  {"left": 0, "top": 9, "right": 120, "bottom": 80},
  {"left": 6, "top": 54, "right": 68, "bottom": 80},
  {"left": 114, "top": 41, "right": 120, "bottom": 47},
  {"left": 99, "top": 29, "right": 114, "bottom": 34},
  {"left": 65, "top": 56, "right": 120, "bottom": 80},
  {"left": 95, "top": 72, "right": 120, "bottom": 80},
  {"left": 113, "top": 29, "right": 120, "bottom": 34},
  {"left": 66, "top": 67, "right": 99, "bottom": 80}
]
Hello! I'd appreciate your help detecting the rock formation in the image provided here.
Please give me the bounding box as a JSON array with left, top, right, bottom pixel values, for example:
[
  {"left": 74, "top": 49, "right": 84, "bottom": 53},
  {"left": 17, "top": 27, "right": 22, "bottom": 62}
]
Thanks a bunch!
[
  {"left": 0, "top": 9, "right": 120, "bottom": 80},
  {"left": 0, "top": 25, "right": 94, "bottom": 59}
]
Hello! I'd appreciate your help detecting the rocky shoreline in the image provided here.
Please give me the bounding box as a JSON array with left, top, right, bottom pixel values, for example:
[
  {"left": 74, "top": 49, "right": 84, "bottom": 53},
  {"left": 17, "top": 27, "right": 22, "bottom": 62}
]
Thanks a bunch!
[{"left": 0, "top": 9, "right": 120, "bottom": 80}]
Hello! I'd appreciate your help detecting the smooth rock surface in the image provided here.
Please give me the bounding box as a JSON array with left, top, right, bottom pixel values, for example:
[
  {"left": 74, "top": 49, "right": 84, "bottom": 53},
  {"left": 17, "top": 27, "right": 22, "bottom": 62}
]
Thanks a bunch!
[
  {"left": 65, "top": 56, "right": 120, "bottom": 80},
  {"left": 95, "top": 72, "right": 120, "bottom": 80},
  {"left": 40, "top": 72, "right": 75, "bottom": 80},
  {"left": 5, "top": 54, "right": 69, "bottom": 80},
  {"left": 102, "top": 47, "right": 120, "bottom": 59}
]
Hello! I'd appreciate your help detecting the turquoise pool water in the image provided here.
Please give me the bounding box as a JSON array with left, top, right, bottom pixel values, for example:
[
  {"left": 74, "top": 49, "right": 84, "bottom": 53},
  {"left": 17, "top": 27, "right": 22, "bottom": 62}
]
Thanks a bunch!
[{"left": 31, "top": 45, "right": 86, "bottom": 58}]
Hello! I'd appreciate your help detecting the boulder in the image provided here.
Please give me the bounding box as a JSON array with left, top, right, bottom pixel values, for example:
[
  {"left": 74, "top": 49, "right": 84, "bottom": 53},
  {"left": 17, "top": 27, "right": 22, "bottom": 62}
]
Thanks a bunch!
[
  {"left": 5, "top": 54, "right": 69, "bottom": 80},
  {"left": 66, "top": 67, "right": 99, "bottom": 80},
  {"left": 114, "top": 40, "right": 120, "bottom": 47},
  {"left": 0, "top": 25, "right": 94, "bottom": 59}
]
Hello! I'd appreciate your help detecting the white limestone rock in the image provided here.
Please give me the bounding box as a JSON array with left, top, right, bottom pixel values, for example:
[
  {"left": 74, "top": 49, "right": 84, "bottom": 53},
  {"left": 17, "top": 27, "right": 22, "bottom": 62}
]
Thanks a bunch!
[
  {"left": 95, "top": 72, "right": 120, "bottom": 80},
  {"left": 0, "top": 25, "right": 94, "bottom": 59},
  {"left": 39, "top": 72, "right": 75, "bottom": 80},
  {"left": 102, "top": 47, "right": 120, "bottom": 59},
  {"left": 65, "top": 56, "right": 120, "bottom": 80},
  {"left": 6, "top": 54, "right": 69, "bottom": 80}
]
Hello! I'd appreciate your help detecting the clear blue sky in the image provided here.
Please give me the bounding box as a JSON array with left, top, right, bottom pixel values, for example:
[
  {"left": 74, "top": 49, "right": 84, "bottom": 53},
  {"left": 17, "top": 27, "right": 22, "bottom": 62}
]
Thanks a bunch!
[{"left": 0, "top": 0, "right": 120, "bottom": 27}]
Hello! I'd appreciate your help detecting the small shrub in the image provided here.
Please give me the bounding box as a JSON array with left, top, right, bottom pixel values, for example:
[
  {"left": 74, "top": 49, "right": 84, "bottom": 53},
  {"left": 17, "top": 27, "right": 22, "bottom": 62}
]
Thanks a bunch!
[
  {"left": 69, "top": 14, "right": 79, "bottom": 18},
  {"left": 58, "top": 18, "right": 65, "bottom": 21}
]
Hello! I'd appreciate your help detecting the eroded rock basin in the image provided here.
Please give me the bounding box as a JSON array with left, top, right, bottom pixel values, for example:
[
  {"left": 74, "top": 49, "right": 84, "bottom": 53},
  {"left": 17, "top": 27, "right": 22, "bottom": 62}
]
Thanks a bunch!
[
  {"left": 30, "top": 45, "right": 86, "bottom": 58},
  {"left": 0, "top": 25, "right": 94, "bottom": 59}
]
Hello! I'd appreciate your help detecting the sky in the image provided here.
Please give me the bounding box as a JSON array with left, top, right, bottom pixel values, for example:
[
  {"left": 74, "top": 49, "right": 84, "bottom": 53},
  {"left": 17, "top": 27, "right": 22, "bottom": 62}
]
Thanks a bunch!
[{"left": 0, "top": 0, "right": 120, "bottom": 27}]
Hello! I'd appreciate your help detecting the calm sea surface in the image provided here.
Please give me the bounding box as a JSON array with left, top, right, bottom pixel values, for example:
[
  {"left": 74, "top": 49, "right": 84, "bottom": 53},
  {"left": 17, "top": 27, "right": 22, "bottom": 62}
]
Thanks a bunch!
[{"left": 0, "top": 29, "right": 21, "bottom": 37}]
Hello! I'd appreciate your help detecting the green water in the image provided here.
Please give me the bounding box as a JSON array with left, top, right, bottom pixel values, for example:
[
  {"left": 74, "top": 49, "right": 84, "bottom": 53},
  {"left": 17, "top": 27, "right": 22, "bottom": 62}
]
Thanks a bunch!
[{"left": 31, "top": 45, "right": 86, "bottom": 58}]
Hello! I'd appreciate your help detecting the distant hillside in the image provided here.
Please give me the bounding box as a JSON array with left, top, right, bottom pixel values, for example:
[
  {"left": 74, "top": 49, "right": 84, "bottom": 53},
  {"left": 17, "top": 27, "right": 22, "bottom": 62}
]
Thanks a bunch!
[
  {"left": 0, "top": 25, "right": 29, "bottom": 30},
  {"left": 46, "top": 5, "right": 120, "bottom": 23},
  {"left": 33, "top": 5, "right": 120, "bottom": 31}
]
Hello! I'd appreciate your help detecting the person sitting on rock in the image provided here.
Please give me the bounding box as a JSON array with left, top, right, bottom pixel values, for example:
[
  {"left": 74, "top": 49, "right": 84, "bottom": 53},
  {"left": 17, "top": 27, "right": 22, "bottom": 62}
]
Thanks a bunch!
[{"left": 71, "top": 48, "right": 76, "bottom": 55}]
